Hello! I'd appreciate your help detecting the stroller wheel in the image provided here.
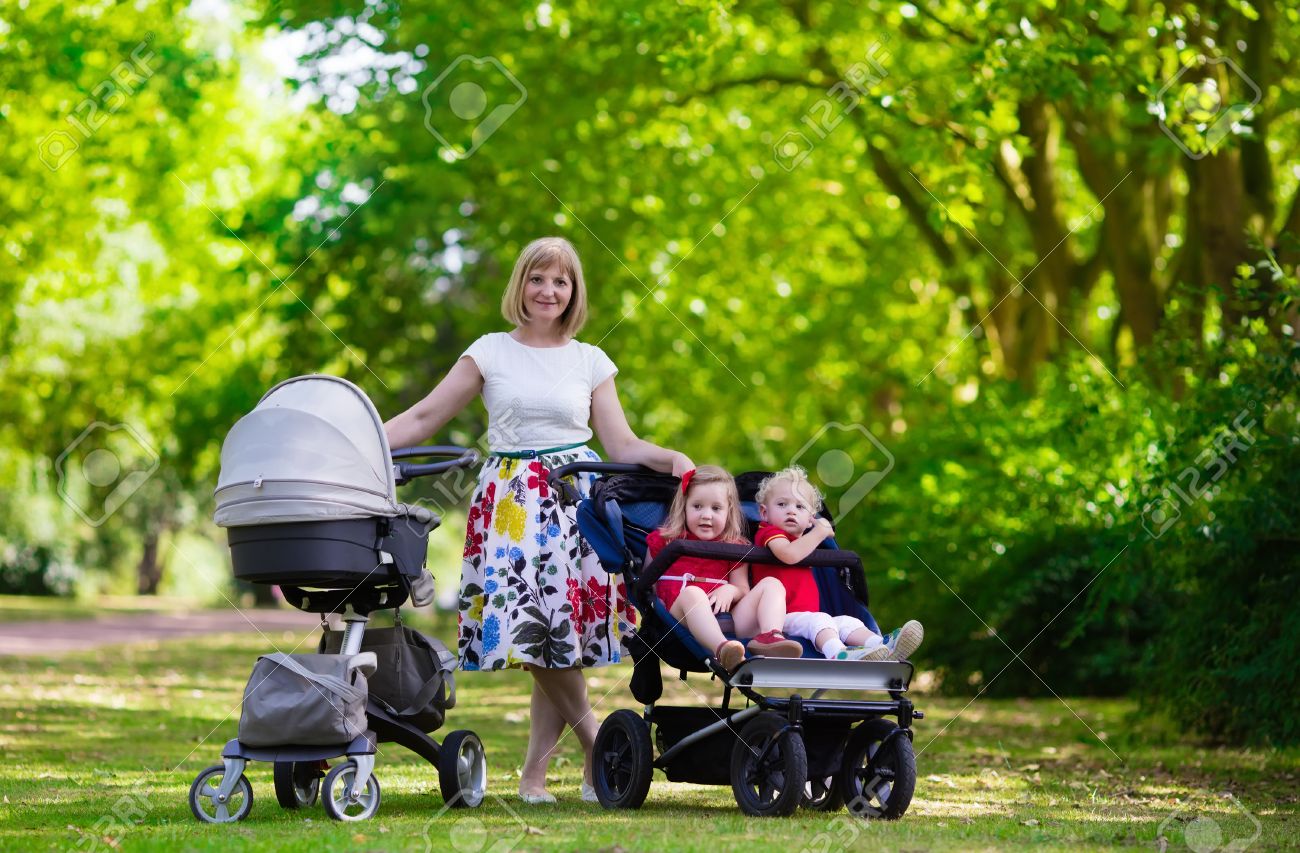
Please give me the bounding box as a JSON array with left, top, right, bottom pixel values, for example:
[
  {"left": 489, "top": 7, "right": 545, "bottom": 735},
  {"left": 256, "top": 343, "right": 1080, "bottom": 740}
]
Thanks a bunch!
[
  {"left": 730, "top": 712, "right": 807, "bottom": 818},
  {"left": 188, "top": 764, "right": 253, "bottom": 823},
  {"left": 802, "top": 774, "right": 845, "bottom": 812},
  {"left": 837, "top": 718, "right": 916, "bottom": 820},
  {"left": 273, "top": 761, "right": 322, "bottom": 809},
  {"left": 322, "top": 760, "right": 381, "bottom": 821},
  {"left": 592, "top": 710, "right": 653, "bottom": 809},
  {"left": 438, "top": 730, "right": 488, "bottom": 808}
]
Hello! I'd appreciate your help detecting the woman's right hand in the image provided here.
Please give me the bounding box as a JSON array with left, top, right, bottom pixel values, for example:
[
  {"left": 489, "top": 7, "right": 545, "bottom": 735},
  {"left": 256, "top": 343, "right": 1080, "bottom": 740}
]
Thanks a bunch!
[{"left": 670, "top": 452, "right": 695, "bottom": 478}]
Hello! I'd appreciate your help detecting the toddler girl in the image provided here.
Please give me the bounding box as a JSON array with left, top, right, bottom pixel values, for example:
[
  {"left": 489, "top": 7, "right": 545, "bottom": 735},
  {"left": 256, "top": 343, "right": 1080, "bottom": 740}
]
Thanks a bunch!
[{"left": 645, "top": 465, "right": 803, "bottom": 669}]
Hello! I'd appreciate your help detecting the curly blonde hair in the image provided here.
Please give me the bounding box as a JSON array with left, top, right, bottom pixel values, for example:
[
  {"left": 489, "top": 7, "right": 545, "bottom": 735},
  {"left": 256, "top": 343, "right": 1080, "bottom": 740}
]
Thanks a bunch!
[
  {"left": 657, "top": 464, "right": 748, "bottom": 543},
  {"left": 755, "top": 465, "right": 823, "bottom": 510}
]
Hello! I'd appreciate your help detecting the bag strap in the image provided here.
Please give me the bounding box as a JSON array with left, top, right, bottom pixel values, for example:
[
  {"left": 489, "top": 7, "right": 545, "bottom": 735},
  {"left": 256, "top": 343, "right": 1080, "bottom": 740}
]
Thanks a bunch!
[
  {"left": 393, "top": 671, "right": 451, "bottom": 717},
  {"left": 259, "top": 653, "right": 367, "bottom": 706}
]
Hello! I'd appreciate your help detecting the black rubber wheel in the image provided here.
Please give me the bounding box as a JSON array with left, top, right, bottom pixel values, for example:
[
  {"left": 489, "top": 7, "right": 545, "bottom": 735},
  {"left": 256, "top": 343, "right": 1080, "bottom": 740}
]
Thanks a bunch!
[
  {"left": 188, "top": 764, "right": 253, "bottom": 823},
  {"left": 730, "top": 712, "right": 808, "bottom": 817},
  {"left": 322, "top": 760, "right": 381, "bottom": 822},
  {"left": 273, "top": 761, "right": 322, "bottom": 809},
  {"left": 803, "top": 774, "right": 845, "bottom": 812},
  {"left": 439, "top": 730, "right": 488, "bottom": 808},
  {"left": 838, "top": 718, "right": 916, "bottom": 820},
  {"left": 592, "top": 709, "right": 654, "bottom": 809}
]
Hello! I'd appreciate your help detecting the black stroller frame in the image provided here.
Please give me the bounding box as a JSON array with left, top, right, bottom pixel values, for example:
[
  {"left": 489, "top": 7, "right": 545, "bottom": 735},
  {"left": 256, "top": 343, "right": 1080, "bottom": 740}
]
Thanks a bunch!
[
  {"left": 188, "top": 444, "right": 488, "bottom": 824},
  {"left": 550, "top": 462, "right": 924, "bottom": 819}
]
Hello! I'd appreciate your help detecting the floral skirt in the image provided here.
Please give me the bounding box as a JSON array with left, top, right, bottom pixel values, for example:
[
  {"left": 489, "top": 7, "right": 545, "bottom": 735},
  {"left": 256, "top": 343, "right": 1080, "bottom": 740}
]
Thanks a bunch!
[{"left": 457, "top": 446, "right": 636, "bottom": 671}]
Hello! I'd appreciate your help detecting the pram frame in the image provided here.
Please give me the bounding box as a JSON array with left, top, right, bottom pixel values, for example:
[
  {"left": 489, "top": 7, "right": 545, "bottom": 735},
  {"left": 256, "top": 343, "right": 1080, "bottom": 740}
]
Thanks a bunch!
[{"left": 550, "top": 461, "right": 923, "bottom": 818}]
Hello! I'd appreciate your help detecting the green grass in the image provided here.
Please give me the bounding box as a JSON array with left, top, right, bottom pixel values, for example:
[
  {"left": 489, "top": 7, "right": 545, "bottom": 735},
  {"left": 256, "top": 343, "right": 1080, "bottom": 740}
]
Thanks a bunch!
[
  {"left": 0, "top": 594, "right": 213, "bottom": 623},
  {"left": 1, "top": 615, "right": 1297, "bottom": 852}
]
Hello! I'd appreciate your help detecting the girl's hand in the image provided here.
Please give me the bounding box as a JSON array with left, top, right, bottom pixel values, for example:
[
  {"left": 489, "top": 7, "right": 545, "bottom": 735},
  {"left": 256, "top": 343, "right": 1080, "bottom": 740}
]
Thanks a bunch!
[
  {"left": 670, "top": 452, "right": 695, "bottom": 478},
  {"left": 813, "top": 518, "right": 835, "bottom": 538},
  {"left": 708, "top": 584, "right": 738, "bottom": 613}
]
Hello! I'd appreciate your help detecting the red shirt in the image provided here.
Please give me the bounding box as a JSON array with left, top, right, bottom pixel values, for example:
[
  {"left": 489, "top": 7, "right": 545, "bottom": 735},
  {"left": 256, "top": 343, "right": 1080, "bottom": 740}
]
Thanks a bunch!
[
  {"left": 646, "top": 529, "right": 741, "bottom": 609},
  {"left": 751, "top": 522, "right": 821, "bottom": 613}
]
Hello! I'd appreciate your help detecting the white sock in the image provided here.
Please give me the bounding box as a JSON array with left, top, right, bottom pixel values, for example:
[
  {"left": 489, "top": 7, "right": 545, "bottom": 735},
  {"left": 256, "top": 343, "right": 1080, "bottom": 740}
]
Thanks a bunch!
[{"left": 821, "top": 638, "right": 846, "bottom": 658}]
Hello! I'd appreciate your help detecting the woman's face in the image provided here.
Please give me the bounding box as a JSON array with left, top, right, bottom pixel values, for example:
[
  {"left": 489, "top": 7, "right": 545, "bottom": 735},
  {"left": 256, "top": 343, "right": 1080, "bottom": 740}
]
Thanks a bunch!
[
  {"left": 684, "top": 482, "right": 729, "bottom": 541},
  {"left": 524, "top": 262, "right": 572, "bottom": 325}
]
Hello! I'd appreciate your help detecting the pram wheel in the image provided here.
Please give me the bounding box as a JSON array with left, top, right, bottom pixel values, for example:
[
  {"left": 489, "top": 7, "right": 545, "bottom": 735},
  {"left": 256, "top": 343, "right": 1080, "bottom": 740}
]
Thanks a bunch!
[
  {"left": 592, "top": 710, "right": 653, "bottom": 809},
  {"left": 730, "top": 712, "right": 807, "bottom": 817},
  {"left": 322, "top": 760, "right": 381, "bottom": 821},
  {"left": 803, "top": 775, "right": 845, "bottom": 812},
  {"left": 438, "top": 730, "right": 488, "bottom": 808},
  {"left": 188, "top": 765, "right": 253, "bottom": 823},
  {"left": 273, "top": 761, "right": 322, "bottom": 809},
  {"left": 838, "top": 719, "right": 916, "bottom": 820}
]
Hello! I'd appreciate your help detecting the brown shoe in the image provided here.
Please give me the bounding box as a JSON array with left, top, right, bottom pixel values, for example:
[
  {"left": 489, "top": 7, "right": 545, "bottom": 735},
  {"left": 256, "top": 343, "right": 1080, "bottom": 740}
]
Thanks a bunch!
[
  {"left": 715, "top": 639, "right": 746, "bottom": 671},
  {"left": 746, "top": 630, "right": 803, "bottom": 658}
]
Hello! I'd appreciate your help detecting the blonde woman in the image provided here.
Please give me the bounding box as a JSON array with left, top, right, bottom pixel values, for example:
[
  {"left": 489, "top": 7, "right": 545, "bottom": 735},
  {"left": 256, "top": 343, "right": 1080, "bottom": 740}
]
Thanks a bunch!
[{"left": 384, "top": 236, "right": 693, "bottom": 804}]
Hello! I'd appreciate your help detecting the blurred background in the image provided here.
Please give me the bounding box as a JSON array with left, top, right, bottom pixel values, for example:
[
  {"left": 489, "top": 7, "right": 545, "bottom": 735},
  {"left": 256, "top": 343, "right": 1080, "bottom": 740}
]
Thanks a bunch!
[{"left": 3, "top": 0, "right": 1298, "bottom": 746}]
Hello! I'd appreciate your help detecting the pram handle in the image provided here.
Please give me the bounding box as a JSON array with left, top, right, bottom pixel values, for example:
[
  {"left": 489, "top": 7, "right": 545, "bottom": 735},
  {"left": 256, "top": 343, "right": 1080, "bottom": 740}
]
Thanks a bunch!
[
  {"left": 391, "top": 445, "right": 480, "bottom": 485},
  {"left": 546, "top": 462, "right": 666, "bottom": 504},
  {"left": 635, "top": 538, "right": 868, "bottom": 603}
]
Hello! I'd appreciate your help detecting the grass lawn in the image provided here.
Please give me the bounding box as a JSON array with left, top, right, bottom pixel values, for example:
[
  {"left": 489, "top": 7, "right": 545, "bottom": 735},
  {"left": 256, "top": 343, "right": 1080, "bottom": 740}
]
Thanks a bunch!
[{"left": 1, "top": 613, "right": 1296, "bottom": 852}]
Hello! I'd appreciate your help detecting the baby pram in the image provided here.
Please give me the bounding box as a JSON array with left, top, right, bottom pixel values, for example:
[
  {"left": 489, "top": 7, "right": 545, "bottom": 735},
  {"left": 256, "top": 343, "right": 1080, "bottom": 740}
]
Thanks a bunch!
[
  {"left": 551, "top": 463, "right": 922, "bottom": 819},
  {"left": 186, "top": 375, "right": 487, "bottom": 823}
]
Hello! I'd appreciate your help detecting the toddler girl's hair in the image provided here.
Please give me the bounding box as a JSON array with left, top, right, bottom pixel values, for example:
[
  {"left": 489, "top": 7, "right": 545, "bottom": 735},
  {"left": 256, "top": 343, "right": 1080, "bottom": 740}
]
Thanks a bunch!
[
  {"left": 658, "top": 464, "right": 747, "bottom": 544},
  {"left": 755, "top": 465, "right": 824, "bottom": 511}
]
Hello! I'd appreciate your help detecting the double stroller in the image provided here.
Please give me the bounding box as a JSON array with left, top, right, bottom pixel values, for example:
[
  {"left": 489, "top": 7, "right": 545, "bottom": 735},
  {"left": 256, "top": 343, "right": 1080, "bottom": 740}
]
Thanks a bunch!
[
  {"left": 186, "top": 375, "right": 486, "bottom": 823},
  {"left": 550, "top": 462, "right": 923, "bottom": 819}
]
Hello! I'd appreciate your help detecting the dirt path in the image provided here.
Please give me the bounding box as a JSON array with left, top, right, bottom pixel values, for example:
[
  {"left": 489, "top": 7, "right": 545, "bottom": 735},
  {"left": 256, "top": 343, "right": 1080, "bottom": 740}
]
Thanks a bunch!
[{"left": 0, "top": 609, "right": 316, "bottom": 656}]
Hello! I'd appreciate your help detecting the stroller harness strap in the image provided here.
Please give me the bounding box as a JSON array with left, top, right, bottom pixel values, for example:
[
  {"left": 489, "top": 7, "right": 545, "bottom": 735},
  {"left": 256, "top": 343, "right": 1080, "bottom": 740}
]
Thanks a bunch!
[{"left": 656, "top": 573, "right": 727, "bottom": 586}]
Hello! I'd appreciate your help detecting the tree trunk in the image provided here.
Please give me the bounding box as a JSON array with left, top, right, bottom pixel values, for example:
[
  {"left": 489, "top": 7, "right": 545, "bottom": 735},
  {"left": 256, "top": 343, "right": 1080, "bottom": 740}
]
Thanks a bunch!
[{"left": 136, "top": 528, "right": 164, "bottom": 595}]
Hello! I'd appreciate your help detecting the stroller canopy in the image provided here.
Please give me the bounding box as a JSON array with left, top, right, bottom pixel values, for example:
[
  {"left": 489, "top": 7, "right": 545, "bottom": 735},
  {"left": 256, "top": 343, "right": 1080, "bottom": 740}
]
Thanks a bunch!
[{"left": 214, "top": 375, "right": 399, "bottom": 527}]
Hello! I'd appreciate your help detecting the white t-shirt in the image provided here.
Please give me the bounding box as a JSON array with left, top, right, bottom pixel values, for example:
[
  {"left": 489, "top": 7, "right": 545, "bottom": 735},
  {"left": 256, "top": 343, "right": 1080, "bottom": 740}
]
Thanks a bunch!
[{"left": 460, "top": 332, "right": 619, "bottom": 452}]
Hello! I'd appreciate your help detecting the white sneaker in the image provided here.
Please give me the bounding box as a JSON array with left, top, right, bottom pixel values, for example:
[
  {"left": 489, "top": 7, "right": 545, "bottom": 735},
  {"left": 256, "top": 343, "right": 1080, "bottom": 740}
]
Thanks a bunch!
[
  {"left": 836, "top": 643, "right": 891, "bottom": 661},
  {"left": 580, "top": 780, "right": 598, "bottom": 803},
  {"left": 882, "top": 620, "right": 924, "bottom": 661}
]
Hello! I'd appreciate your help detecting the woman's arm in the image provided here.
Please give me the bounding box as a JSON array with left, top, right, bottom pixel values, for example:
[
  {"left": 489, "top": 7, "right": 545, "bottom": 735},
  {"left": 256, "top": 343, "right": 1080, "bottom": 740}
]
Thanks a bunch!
[
  {"left": 383, "top": 356, "right": 483, "bottom": 449},
  {"left": 590, "top": 376, "right": 693, "bottom": 476}
]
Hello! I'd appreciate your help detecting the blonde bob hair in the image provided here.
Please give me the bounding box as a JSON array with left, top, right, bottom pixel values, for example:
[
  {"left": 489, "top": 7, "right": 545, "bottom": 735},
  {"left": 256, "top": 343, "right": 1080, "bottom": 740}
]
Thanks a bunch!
[
  {"left": 755, "top": 465, "right": 824, "bottom": 511},
  {"left": 658, "top": 465, "right": 748, "bottom": 544},
  {"left": 501, "top": 236, "right": 589, "bottom": 337}
]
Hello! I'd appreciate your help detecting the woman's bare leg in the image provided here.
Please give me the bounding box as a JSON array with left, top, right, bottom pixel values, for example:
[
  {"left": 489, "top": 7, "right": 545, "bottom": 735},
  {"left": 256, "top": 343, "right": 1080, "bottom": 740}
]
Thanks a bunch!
[
  {"left": 519, "top": 675, "right": 565, "bottom": 796},
  {"left": 730, "top": 576, "right": 789, "bottom": 637},
  {"left": 530, "top": 666, "right": 600, "bottom": 786}
]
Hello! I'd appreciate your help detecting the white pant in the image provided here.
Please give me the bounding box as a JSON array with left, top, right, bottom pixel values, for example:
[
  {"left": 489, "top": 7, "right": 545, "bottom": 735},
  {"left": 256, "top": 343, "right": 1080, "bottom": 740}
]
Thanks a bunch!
[{"left": 783, "top": 612, "right": 879, "bottom": 646}]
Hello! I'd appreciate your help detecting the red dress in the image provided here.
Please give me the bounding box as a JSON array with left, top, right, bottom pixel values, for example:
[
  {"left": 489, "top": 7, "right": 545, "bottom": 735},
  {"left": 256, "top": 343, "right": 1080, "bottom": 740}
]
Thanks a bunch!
[
  {"left": 751, "top": 522, "right": 821, "bottom": 613},
  {"left": 647, "top": 530, "right": 741, "bottom": 609}
]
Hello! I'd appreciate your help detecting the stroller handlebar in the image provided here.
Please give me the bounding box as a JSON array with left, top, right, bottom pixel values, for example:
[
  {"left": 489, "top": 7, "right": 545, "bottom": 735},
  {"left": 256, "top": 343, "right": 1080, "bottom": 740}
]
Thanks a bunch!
[
  {"left": 391, "top": 445, "right": 480, "bottom": 485},
  {"left": 546, "top": 461, "right": 666, "bottom": 504}
]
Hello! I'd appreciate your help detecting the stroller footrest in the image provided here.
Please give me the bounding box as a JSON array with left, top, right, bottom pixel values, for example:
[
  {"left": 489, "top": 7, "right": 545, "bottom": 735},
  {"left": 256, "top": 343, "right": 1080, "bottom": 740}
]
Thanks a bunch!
[
  {"left": 221, "top": 732, "right": 377, "bottom": 763},
  {"left": 728, "top": 658, "right": 913, "bottom": 692}
]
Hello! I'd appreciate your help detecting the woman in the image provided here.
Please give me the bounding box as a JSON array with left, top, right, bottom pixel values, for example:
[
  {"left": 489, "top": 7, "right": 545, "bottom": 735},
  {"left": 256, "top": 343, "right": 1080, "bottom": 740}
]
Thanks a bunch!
[{"left": 383, "top": 236, "right": 693, "bottom": 803}]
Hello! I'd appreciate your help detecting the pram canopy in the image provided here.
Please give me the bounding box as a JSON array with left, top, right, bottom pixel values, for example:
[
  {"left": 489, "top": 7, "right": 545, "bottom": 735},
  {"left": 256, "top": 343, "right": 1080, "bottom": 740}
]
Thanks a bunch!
[{"left": 214, "top": 375, "right": 399, "bottom": 527}]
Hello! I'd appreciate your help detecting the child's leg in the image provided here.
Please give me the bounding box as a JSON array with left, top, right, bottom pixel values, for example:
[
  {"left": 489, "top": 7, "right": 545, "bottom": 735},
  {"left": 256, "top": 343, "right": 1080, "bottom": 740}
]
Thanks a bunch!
[
  {"left": 730, "top": 576, "right": 789, "bottom": 637},
  {"left": 835, "top": 616, "right": 883, "bottom": 649},
  {"left": 785, "top": 611, "right": 841, "bottom": 658},
  {"left": 670, "top": 587, "right": 727, "bottom": 650}
]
